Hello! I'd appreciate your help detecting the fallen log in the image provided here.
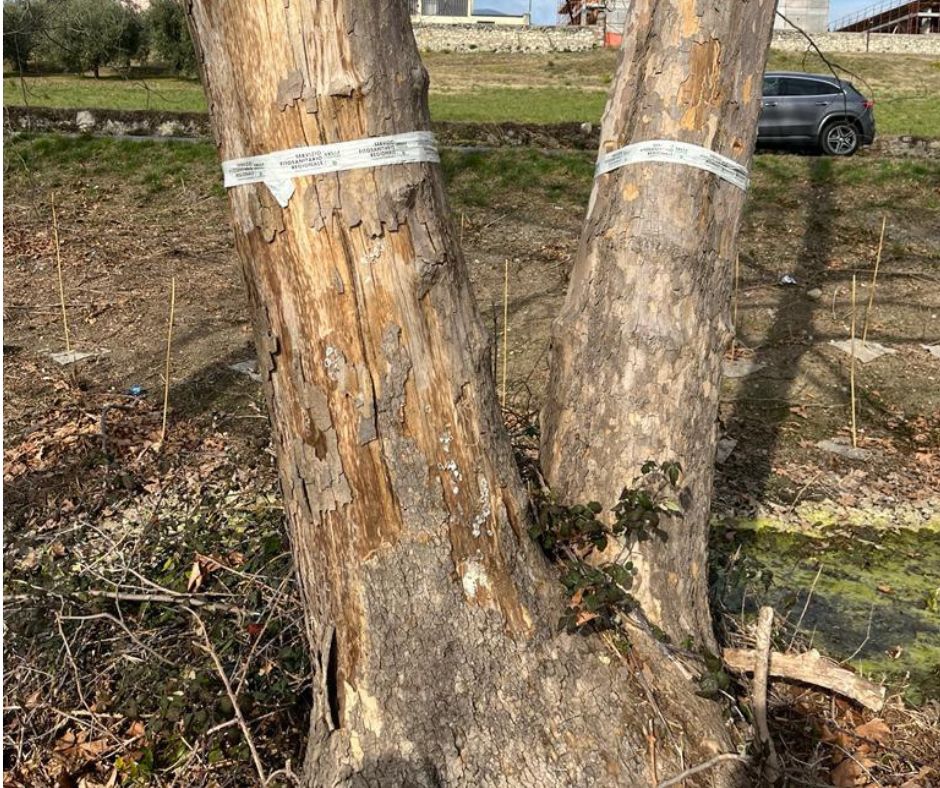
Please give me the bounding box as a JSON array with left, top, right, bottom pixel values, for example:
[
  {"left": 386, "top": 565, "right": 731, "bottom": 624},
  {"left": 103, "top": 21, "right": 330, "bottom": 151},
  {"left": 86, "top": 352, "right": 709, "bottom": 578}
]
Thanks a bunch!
[{"left": 723, "top": 647, "right": 886, "bottom": 712}]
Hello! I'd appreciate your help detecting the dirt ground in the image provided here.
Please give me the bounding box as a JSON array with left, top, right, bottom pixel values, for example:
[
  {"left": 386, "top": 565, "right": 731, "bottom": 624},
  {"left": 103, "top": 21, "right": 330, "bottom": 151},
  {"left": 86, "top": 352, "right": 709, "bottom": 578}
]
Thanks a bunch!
[{"left": 3, "top": 135, "right": 940, "bottom": 785}]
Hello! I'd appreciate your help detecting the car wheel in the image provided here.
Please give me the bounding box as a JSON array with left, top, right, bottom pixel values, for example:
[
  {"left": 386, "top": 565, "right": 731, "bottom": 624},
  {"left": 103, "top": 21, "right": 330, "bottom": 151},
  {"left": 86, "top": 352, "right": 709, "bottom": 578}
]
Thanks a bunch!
[{"left": 820, "top": 120, "right": 859, "bottom": 156}]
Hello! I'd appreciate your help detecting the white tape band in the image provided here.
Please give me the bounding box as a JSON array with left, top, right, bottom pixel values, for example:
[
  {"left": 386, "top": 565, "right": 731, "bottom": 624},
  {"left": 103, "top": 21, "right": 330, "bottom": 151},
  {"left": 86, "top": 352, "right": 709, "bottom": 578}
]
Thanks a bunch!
[
  {"left": 595, "top": 139, "right": 749, "bottom": 191},
  {"left": 221, "top": 131, "right": 440, "bottom": 208}
]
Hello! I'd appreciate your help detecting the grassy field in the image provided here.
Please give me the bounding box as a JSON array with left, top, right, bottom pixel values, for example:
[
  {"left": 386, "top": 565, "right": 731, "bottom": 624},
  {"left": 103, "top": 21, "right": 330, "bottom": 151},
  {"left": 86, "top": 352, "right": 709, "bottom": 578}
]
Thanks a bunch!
[{"left": 5, "top": 49, "right": 939, "bottom": 133}]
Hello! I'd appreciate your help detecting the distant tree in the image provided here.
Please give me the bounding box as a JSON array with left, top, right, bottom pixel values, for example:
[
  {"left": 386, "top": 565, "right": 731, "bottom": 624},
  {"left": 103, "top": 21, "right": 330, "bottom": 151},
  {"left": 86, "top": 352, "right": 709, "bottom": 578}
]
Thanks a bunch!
[
  {"left": 145, "top": 0, "right": 195, "bottom": 74},
  {"left": 44, "top": 0, "right": 143, "bottom": 77},
  {"left": 3, "top": 0, "right": 46, "bottom": 71}
]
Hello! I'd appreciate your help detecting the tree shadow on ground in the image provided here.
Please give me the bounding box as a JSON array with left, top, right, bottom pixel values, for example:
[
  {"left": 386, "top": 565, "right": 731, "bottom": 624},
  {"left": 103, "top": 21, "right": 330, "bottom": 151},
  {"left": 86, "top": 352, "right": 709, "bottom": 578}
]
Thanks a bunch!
[{"left": 718, "top": 156, "right": 836, "bottom": 505}]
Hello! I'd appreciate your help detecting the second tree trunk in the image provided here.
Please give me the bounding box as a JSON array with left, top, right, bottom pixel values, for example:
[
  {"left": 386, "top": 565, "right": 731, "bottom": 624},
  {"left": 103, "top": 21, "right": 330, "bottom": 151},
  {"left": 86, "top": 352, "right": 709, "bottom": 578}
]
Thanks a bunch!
[{"left": 542, "top": 0, "right": 777, "bottom": 650}]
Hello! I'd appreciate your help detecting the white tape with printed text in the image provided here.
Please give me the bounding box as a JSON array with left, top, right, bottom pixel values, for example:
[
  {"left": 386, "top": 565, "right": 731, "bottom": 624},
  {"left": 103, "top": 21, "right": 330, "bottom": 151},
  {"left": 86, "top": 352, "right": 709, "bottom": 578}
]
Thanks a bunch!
[
  {"left": 221, "top": 131, "right": 440, "bottom": 208},
  {"left": 595, "top": 139, "right": 749, "bottom": 191}
]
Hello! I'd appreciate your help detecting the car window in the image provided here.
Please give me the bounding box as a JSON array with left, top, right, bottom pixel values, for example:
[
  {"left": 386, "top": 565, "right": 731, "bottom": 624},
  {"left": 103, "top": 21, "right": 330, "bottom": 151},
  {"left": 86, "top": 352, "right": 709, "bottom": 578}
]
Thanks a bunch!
[
  {"left": 763, "top": 77, "right": 781, "bottom": 97},
  {"left": 780, "top": 78, "right": 841, "bottom": 96}
]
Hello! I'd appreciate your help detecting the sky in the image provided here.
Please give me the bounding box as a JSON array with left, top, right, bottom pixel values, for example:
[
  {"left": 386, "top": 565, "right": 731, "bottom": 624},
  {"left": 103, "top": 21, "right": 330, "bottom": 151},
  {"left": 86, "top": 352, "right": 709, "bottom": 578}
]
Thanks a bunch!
[{"left": 484, "top": 0, "right": 877, "bottom": 26}]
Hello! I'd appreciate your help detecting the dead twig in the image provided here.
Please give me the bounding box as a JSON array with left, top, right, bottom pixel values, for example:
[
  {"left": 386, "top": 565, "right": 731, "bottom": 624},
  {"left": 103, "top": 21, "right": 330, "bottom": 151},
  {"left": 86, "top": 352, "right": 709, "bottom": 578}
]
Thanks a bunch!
[
  {"left": 656, "top": 753, "right": 749, "bottom": 788},
  {"left": 788, "top": 565, "right": 823, "bottom": 649},
  {"left": 59, "top": 612, "right": 175, "bottom": 666},
  {"left": 841, "top": 602, "right": 875, "bottom": 665},
  {"left": 87, "top": 588, "right": 248, "bottom": 615},
  {"left": 187, "top": 607, "right": 269, "bottom": 786}
]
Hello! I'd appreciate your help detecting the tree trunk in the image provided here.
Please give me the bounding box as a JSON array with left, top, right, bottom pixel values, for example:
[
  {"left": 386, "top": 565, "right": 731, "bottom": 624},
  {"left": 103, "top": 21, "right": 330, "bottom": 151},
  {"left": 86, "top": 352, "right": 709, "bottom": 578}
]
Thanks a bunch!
[
  {"left": 541, "top": 0, "right": 777, "bottom": 650},
  {"left": 187, "top": 2, "right": 746, "bottom": 784}
]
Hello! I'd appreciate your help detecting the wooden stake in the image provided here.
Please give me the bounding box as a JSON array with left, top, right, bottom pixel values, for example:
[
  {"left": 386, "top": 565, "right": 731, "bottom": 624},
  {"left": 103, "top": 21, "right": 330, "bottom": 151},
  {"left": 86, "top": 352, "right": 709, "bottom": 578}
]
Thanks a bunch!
[
  {"left": 850, "top": 274, "right": 858, "bottom": 449},
  {"left": 731, "top": 253, "right": 740, "bottom": 359},
  {"left": 460, "top": 211, "right": 465, "bottom": 246},
  {"left": 51, "top": 193, "right": 71, "bottom": 353},
  {"left": 862, "top": 215, "right": 886, "bottom": 343},
  {"left": 501, "top": 259, "right": 509, "bottom": 408},
  {"left": 160, "top": 277, "right": 176, "bottom": 445}
]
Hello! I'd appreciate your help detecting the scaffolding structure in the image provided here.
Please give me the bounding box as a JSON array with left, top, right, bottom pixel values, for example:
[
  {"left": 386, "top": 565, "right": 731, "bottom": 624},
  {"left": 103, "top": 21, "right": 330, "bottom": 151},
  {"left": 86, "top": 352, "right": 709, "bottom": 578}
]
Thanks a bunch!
[{"left": 832, "top": 0, "right": 940, "bottom": 33}]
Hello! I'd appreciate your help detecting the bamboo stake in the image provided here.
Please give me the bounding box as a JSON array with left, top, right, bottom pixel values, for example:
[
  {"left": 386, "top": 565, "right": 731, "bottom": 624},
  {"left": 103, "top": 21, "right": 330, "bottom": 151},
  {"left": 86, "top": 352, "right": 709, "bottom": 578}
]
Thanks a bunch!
[
  {"left": 862, "top": 215, "right": 886, "bottom": 343},
  {"left": 850, "top": 274, "right": 858, "bottom": 449},
  {"left": 160, "top": 277, "right": 176, "bottom": 445},
  {"left": 731, "top": 253, "right": 740, "bottom": 359},
  {"left": 51, "top": 193, "right": 71, "bottom": 353},
  {"left": 501, "top": 259, "right": 509, "bottom": 408}
]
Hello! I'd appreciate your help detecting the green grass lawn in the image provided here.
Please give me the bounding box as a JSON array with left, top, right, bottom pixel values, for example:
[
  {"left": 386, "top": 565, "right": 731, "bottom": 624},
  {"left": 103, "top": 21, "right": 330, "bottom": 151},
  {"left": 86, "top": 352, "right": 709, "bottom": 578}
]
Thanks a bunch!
[
  {"left": 5, "top": 48, "right": 939, "bottom": 135},
  {"left": 3, "top": 73, "right": 208, "bottom": 113}
]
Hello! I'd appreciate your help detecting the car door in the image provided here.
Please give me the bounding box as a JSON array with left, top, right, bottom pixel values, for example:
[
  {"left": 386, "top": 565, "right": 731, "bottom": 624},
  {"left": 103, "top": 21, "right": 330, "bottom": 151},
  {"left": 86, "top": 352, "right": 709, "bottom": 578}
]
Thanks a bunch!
[
  {"left": 777, "top": 77, "right": 844, "bottom": 139},
  {"left": 759, "top": 76, "right": 786, "bottom": 138}
]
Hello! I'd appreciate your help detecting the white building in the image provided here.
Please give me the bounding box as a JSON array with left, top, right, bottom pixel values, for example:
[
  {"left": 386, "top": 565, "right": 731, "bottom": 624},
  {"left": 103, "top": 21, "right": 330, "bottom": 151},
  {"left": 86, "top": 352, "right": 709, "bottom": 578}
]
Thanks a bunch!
[
  {"left": 410, "top": 0, "right": 529, "bottom": 26},
  {"left": 774, "top": 0, "right": 830, "bottom": 33},
  {"left": 587, "top": 0, "right": 830, "bottom": 38}
]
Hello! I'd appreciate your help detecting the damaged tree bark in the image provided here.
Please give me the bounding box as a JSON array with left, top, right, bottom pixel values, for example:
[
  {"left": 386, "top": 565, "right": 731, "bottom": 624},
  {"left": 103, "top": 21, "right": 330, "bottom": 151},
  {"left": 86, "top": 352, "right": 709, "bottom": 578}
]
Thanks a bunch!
[
  {"left": 187, "top": 2, "right": 745, "bottom": 786},
  {"left": 542, "top": 0, "right": 777, "bottom": 650}
]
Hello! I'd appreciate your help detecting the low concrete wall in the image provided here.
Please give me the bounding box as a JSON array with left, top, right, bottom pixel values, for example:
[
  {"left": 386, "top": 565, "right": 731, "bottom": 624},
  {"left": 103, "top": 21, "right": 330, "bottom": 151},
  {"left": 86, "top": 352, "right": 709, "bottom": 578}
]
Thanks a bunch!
[{"left": 412, "top": 22, "right": 940, "bottom": 55}]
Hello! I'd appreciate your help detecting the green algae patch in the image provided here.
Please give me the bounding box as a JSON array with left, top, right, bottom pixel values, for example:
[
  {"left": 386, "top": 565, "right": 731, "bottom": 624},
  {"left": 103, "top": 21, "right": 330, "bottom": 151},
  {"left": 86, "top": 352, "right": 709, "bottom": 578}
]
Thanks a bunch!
[
  {"left": 712, "top": 523, "right": 940, "bottom": 700},
  {"left": 719, "top": 499, "right": 940, "bottom": 538}
]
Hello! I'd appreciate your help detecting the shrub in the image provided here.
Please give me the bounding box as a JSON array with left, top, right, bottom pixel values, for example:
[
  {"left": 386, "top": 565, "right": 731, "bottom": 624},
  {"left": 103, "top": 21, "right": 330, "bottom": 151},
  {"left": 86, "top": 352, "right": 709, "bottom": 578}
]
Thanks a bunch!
[
  {"left": 145, "top": 0, "right": 195, "bottom": 75},
  {"left": 3, "top": 0, "right": 47, "bottom": 71}
]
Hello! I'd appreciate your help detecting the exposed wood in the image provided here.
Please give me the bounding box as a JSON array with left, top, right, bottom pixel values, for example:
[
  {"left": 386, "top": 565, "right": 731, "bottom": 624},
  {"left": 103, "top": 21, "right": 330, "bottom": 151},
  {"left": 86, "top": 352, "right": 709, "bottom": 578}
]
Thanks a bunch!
[
  {"left": 186, "top": 2, "right": 741, "bottom": 784},
  {"left": 541, "top": 0, "right": 778, "bottom": 649},
  {"left": 723, "top": 647, "right": 887, "bottom": 712}
]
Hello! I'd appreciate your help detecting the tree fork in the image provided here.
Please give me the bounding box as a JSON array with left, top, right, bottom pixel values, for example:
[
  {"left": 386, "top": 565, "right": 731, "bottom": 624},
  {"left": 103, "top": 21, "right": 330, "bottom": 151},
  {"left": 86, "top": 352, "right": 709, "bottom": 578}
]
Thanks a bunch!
[
  {"left": 187, "top": 2, "right": 745, "bottom": 784},
  {"left": 541, "top": 0, "right": 777, "bottom": 650}
]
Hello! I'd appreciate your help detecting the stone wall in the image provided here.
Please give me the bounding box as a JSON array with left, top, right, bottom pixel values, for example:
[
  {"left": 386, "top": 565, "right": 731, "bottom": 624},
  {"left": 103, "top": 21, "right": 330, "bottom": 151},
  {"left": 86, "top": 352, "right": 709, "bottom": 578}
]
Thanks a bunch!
[
  {"left": 412, "top": 22, "right": 940, "bottom": 56},
  {"left": 771, "top": 29, "right": 940, "bottom": 54},
  {"left": 6, "top": 107, "right": 937, "bottom": 159},
  {"left": 413, "top": 24, "right": 601, "bottom": 53}
]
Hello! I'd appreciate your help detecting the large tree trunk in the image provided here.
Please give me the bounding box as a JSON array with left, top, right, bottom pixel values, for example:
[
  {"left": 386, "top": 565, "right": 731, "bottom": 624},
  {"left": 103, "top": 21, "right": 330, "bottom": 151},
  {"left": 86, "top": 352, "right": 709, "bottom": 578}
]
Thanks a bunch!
[
  {"left": 541, "top": 0, "right": 776, "bottom": 650},
  {"left": 187, "top": 2, "right": 746, "bottom": 785}
]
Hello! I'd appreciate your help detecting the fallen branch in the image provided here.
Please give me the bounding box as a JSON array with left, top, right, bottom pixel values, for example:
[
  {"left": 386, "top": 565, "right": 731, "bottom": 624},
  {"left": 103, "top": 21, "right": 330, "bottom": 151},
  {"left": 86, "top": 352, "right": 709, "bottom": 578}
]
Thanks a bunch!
[
  {"left": 753, "top": 607, "right": 781, "bottom": 783},
  {"left": 723, "top": 647, "right": 885, "bottom": 711}
]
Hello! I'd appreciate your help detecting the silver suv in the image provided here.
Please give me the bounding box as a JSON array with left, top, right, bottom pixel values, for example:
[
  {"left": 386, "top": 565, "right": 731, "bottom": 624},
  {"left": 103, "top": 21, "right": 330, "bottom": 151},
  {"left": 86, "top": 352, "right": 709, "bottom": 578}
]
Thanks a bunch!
[{"left": 759, "top": 72, "right": 876, "bottom": 156}]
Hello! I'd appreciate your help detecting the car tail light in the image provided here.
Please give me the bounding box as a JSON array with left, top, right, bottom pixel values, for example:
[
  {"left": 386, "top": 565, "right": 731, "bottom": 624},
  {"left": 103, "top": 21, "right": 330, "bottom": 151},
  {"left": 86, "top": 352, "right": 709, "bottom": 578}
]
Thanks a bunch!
[{"left": 864, "top": 100, "right": 875, "bottom": 109}]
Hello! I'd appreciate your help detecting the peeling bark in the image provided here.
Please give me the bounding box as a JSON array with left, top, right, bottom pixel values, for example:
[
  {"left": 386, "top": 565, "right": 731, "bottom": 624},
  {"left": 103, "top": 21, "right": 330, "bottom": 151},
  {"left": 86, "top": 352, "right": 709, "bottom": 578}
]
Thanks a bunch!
[
  {"left": 541, "top": 0, "right": 777, "bottom": 650},
  {"left": 187, "top": 2, "right": 744, "bottom": 784}
]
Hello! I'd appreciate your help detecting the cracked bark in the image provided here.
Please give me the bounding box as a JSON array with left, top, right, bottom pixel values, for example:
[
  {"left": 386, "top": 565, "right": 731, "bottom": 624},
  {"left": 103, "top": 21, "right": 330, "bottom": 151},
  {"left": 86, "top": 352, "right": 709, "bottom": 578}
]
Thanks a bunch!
[
  {"left": 542, "top": 0, "right": 777, "bottom": 651},
  {"left": 187, "top": 2, "right": 745, "bottom": 785}
]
